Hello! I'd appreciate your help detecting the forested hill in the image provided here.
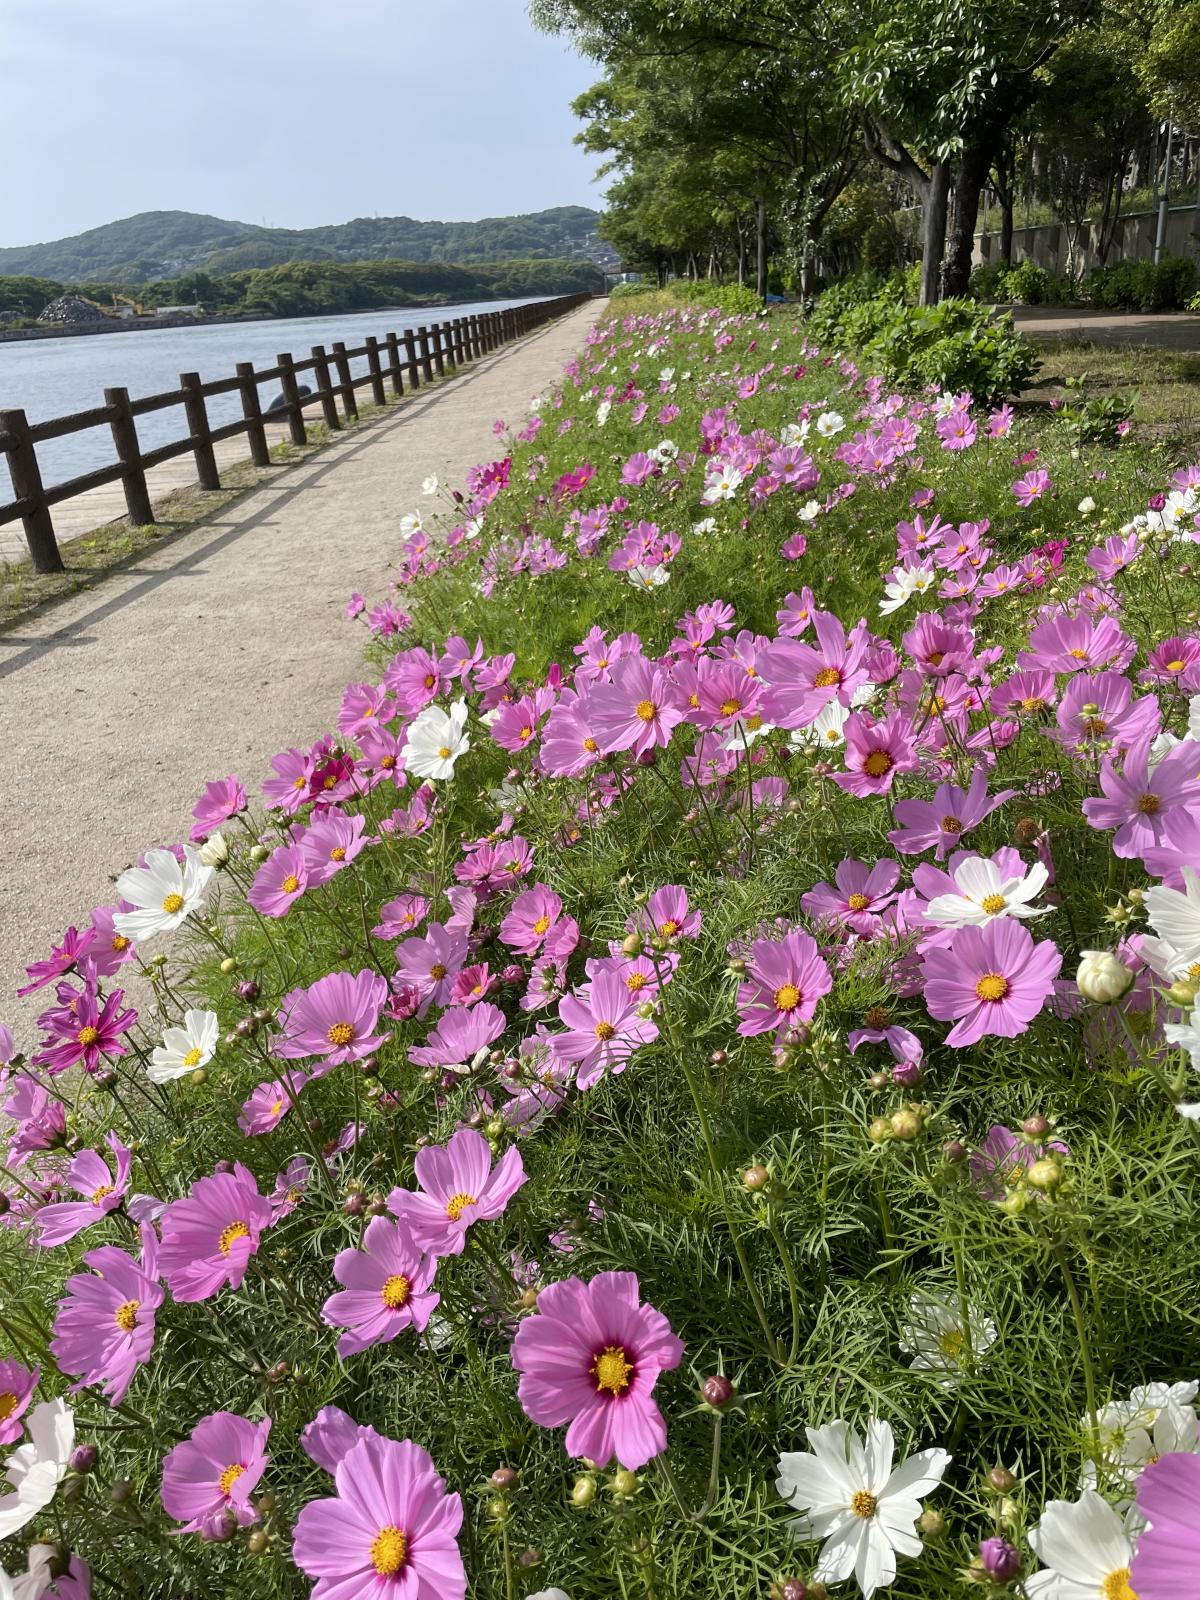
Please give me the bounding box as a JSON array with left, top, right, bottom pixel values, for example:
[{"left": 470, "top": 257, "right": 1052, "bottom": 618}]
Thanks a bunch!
[{"left": 0, "top": 206, "right": 606, "bottom": 282}]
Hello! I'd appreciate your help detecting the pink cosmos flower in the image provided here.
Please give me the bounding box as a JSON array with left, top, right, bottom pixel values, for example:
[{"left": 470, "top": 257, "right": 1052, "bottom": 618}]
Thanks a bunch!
[
  {"left": 500, "top": 885, "right": 563, "bottom": 956},
  {"left": 158, "top": 1163, "right": 273, "bottom": 1302},
  {"left": 292, "top": 1432, "right": 465, "bottom": 1600},
  {"left": 297, "top": 811, "right": 368, "bottom": 886},
  {"left": 760, "top": 610, "right": 871, "bottom": 730},
  {"left": 1142, "top": 635, "right": 1200, "bottom": 692},
  {"left": 388, "top": 1127, "right": 527, "bottom": 1257},
  {"left": 1019, "top": 612, "right": 1134, "bottom": 675},
  {"left": 270, "top": 1156, "right": 311, "bottom": 1222},
  {"left": 540, "top": 689, "right": 603, "bottom": 777},
  {"left": 889, "top": 766, "right": 1014, "bottom": 858},
  {"left": 511, "top": 1270, "right": 683, "bottom": 1471},
  {"left": 51, "top": 1227, "right": 163, "bottom": 1405},
  {"left": 834, "top": 709, "right": 918, "bottom": 797},
  {"left": 550, "top": 969, "right": 660, "bottom": 1090},
  {"left": 17, "top": 926, "right": 97, "bottom": 998},
  {"left": 86, "top": 904, "right": 138, "bottom": 976},
  {"left": 395, "top": 924, "right": 468, "bottom": 1009},
  {"left": 1082, "top": 737, "right": 1200, "bottom": 861},
  {"left": 736, "top": 928, "right": 833, "bottom": 1037},
  {"left": 1012, "top": 468, "right": 1051, "bottom": 506},
  {"left": 238, "top": 1072, "right": 308, "bottom": 1137},
  {"left": 629, "top": 885, "right": 702, "bottom": 943},
  {"left": 189, "top": 775, "right": 246, "bottom": 843},
  {"left": 407, "top": 1003, "right": 507, "bottom": 1069},
  {"left": 968, "top": 1124, "right": 1069, "bottom": 1202},
  {"left": 372, "top": 892, "right": 429, "bottom": 941},
  {"left": 161, "top": 1412, "right": 272, "bottom": 1537},
  {"left": 322, "top": 1217, "right": 441, "bottom": 1357},
  {"left": 1049, "top": 671, "right": 1160, "bottom": 756},
  {"left": 37, "top": 1134, "right": 132, "bottom": 1247},
  {"left": 32, "top": 984, "right": 137, "bottom": 1077},
  {"left": 920, "top": 921, "right": 1062, "bottom": 1047},
  {"left": 1131, "top": 1452, "right": 1200, "bottom": 1598},
  {"left": 247, "top": 845, "right": 308, "bottom": 918},
  {"left": 3, "top": 1074, "right": 66, "bottom": 1162},
  {"left": 588, "top": 656, "right": 686, "bottom": 758},
  {"left": 273, "top": 970, "right": 389, "bottom": 1065},
  {"left": 301, "top": 1405, "right": 380, "bottom": 1474},
  {"left": 801, "top": 859, "right": 901, "bottom": 937},
  {"left": 0, "top": 1359, "right": 38, "bottom": 1444}
]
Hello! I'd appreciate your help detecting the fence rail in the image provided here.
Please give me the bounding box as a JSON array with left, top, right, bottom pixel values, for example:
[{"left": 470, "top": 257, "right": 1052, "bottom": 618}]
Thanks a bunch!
[{"left": 0, "top": 292, "right": 595, "bottom": 574}]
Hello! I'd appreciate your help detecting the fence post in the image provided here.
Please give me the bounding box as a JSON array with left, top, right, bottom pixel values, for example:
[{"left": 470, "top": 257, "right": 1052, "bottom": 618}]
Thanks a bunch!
[
  {"left": 235, "top": 363, "right": 271, "bottom": 468},
  {"left": 311, "top": 346, "right": 341, "bottom": 430},
  {"left": 104, "top": 387, "right": 156, "bottom": 526},
  {"left": 385, "top": 332, "right": 405, "bottom": 397},
  {"left": 403, "top": 330, "right": 421, "bottom": 389},
  {"left": 417, "top": 327, "right": 434, "bottom": 383},
  {"left": 331, "top": 343, "right": 357, "bottom": 422},
  {"left": 365, "top": 336, "right": 388, "bottom": 406},
  {"left": 440, "top": 321, "right": 454, "bottom": 368},
  {"left": 452, "top": 318, "right": 466, "bottom": 364},
  {"left": 180, "top": 372, "right": 221, "bottom": 489},
  {"left": 276, "top": 353, "right": 308, "bottom": 446},
  {"left": 429, "top": 325, "right": 445, "bottom": 378},
  {"left": 467, "top": 315, "right": 480, "bottom": 358},
  {"left": 0, "top": 408, "right": 63, "bottom": 573}
]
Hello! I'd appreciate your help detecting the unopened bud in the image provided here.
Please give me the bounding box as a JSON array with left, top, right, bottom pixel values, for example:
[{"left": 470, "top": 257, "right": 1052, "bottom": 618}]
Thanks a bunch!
[
  {"left": 918, "top": 1507, "right": 946, "bottom": 1538},
  {"left": 1076, "top": 949, "right": 1134, "bottom": 1004},
  {"left": 489, "top": 1467, "right": 518, "bottom": 1491},
  {"left": 987, "top": 1465, "right": 1017, "bottom": 1493},
  {"left": 1026, "top": 1157, "right": 1062, "bottom": 1191},
  {"left": 621, "top": 932, "right": 643, "bottom": 957},
  {"left": 868, "top": 1116, "right": 893, "bottom": 1143},
  {"left": 979, "top": 1536, "right": 1020, "bottom": 1581},
  {"left": 889, "top": 1108, "right": 922, "bottom": 1140},
  {"left": 1021, "top": 1114, "right": 1051, "bottom": 1138},
  {"left": 69, "top": 1444, "right": 99, "bottom": 1474},
  {"left": 610, "top": 1468, "right": 639, "bottom": 1498},
  {"left": 200, "top": 833, "right": 230, "bottom": 868},
  {"left": 701, "top": 1374, "right": 735, "bottom": 1409},
  {"left": 570, "top": 1475, "right": 596, "bottom": 1507},
  {"left": 246, "top": 1529, "right": 269, "bottom": 1556},
  {"left": 742, "top": 1164, "right": 769, "bottom": 1191}
]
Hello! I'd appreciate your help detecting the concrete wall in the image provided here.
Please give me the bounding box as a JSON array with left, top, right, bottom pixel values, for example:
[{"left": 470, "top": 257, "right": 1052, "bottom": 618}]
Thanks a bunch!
[{"left": 974, "top": 204, "right": 1200, "bottom": 273}]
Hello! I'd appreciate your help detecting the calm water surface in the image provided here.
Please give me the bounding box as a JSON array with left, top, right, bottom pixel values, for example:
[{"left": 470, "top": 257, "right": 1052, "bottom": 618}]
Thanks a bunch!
[{"left": 0, "top": 296, "right": 539, "bottom": 496}]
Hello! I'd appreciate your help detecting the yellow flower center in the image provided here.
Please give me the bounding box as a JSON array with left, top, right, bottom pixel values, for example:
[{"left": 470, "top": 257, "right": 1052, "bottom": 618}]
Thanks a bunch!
[
  {"left": 76, "top": 1026, "right": 100, "bottom": 1047},
  {"left": 532, "top": 915, "right": 551, "bottom": 935},
  {"left": 658, "top": 919, "right": 680, "bottom": 936},
  {"left": 437, "top": 745, "right": 452, "bottom": 759},
  {"left": 1021, "top": 697, "right": 1045, "bottom": 713},
  {"left": 1083, "top": 717, "right": 1108, "bottom": 736},
  {"left": 218, "top": 1463, "right": 245, "bottom": 1497},
  {"left": 1166, "top": 659, "right": 1185, "bottom": 673},
  {"left": 594, "top": 1020, "right": 616, "bottom": 1040},
  {"left": 519, "top": 725, "right": 534, "bottom": 741},
  {"left": 980, "top": 894, "right": 1007, "bottom": 915},
  {"left": 114, "top": 1300, "right": 139, "bottom": 1333},
  {"left": 940, "top": 816, "right": 962, "bottom": 833},
  {"left": 1101, "top": 1570, "right": 1137, "bottom": 1600},
  {"left": 445, "top": 1192, "right": 477, "bottom": 1221},
  {"left": 865, "top": 1007, "right": 889, "bottom": 1029},
  {"left": 327, "top": 1021, "right": 356, "bottom": 1047},
  {"left": 592, "top": 1344, "right": 634, "bottom": 1395},
  {"left": 774, "top": 983, "right": 801, "bottom": 1013},
  {"left": 218, "top": 1220, "right": 251, "bottom": 1256},
  {"left": 720, "top": 697, "right": 742, "bottom": 716},
  {"left": 371, "top": 1526, "right": 408, "bottom": 1577},
  {"left": 423, "top": 674, "right": 436, "bottom": 689},
  {"left": 0, "top": 1392, "right": 17, "bottom": 1421},
  {"left": 851, "top": 1490, "right": 877, "bottom": 1519},
  {"left": 281, "top": 874, "right": 300, "bottom": 894},
  {"left": 1068, "top": 648, "right": 1088, "bottom": 660},
  {"left": 1137, "top": 793, "right": 1161, "bottom": 814},
  {"left": 939, "top": 1328, "right": 967, "bottom": 1361},
  {"left": 813, "top": 666, "right": 841, "bottom": 688},
  {"left": 634, "top": 699, "right": 656, "bottom": 722},
  {"left": 975, "top": 973, "right": 1009, "bottom": 1002},
  {"left": 112, "top": 934, "right": 130, "bottom": 952},
  {"left": 270, "top": 1099, "right": 284, "bottom": 1116},
  {"left": 847, "top": 893, "right": 870, "bottom": 911},
  {"left": 430, "top": 964, "right": 447, "bottom": 981},
  {"left": 864, "top": 751, "right": 893, "bottom": 777},
  {"left": 330, "top": 847, "right": 347, "bottom": 862},
  {"left": 162, "top": 893, "right": 185, "bottom": 915},
  {"left": 183, "top": 1046, "right": 204, "bottom": 1068},
  {"left": 293, "top": 775, "right": 306, "bottom": 790},
  {"left": 583, "top": 737, "right": 598, "bottom": 752},
  {"left": 381, "top": 1273, "right": 411, "bottom": 1308},
  {"left": 627, "top": 973, "right": 647, "bottom": 991},
  {"left": 91, "top": 1184, "right": 114, "bottom": 1205}
]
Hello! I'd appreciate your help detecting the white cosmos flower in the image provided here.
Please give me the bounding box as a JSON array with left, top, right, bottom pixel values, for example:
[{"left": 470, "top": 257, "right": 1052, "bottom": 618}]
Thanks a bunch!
[
  {"left": 462, "top": 516, "right": 484, "bottom": 541},
  {"left": 405, "top": 699, "right": 470, "bottom": 781},
  {"left": 652, "top": 438, "right": 679, "bottom": 462},
  {"left": 113, "top": 846, "right": 213, "bottom": 943},
  {"left": 1082, "top": 1383, "right": 1200, "bottom": 1511},
  {"left": 923, "top": 855, "right": 1049, "bottom": 928},
  {"left": 798, "top": 499, "right": 822, "bottom": 522},
  {"left": 421, "top": 474, "right": 439, "bottom": 496},
  {"left": 1078, "top": 496, "right": 1097, "bottom": 515},
  {"left": 815, "top": 410, "right": 844, "bottom": 438},
  {"left": 595, "top": 400, "right": 611, "bottom": 426},
  {"left": 1148, "top": 729, "right": 1181, "bottom": 770},
  {"left": 899, "top": 1291, "right": 997, "bottom": 1382},
  {"left": 793, "top": 700, "right": 852, "bottom": 750},
  {"left": 692, "top": 517, "right": 717, "bottom": 536},
  {"left": 932, "top": 391, "right": 958, "bottom": 419},
  {"left": 776, "top": 1418, "right": 950, "bottom": 1600},
  {"left": 658, "top": 367, "right": 675, "bottom": 383},
  {"left": 628, "top": 564, "right": 670, "bottom": 591},
  {"left": 1144, "top": 867, "right": 1200, "bottom": 970},
  {"left": 1025, "top": 1489, "right": 1137, "bottom": 1598},
  {"left": 528, "top": 1592, "right": 570, "bottom": 1600},
  {"left": 9, "top": 1544, "right": 65, "bottom": 1600},
  {"left": 399, "top": 511, "right": 423, "bottom": 537},
  {"left": 722, "top": 714, "right": 775, "bottom": 750},
  {"left": 782, "top": 420, "right": 811, "bottom": 445},
  {"left": 878, "top": 564, "right": 929, "bottom": 615},
  {"left": 0, "top": 1399, "right": 74, "bottom": 1540},
  {"left": 1165, "top": 1015, "right": 1200, "bottom": 1075},
  {"left": 701, "top": 463, "right": 744, "bottom": 504},
  {"left": 149, "top": 1008, "right": 220, "bottom": 1083}
]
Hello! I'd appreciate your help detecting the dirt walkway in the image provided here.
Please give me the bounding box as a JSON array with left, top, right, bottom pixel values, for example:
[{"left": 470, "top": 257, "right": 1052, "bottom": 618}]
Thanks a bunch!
[
  {"left": 0, "top": 302, "right": 598, "bottom": 1040},
  {"left": 1013, "top": 306, "right": 1200, "bottom": 351}
]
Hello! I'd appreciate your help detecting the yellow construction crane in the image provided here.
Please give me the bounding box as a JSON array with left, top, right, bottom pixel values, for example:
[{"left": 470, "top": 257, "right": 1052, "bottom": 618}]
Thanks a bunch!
[{"left": 111, "top": 293, "right": 151, "bottom": 316}]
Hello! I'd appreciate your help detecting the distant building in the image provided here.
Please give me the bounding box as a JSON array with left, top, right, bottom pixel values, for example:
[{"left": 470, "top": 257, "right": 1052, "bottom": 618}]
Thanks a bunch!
[{"left": 153, "top": 305, "right": 204, "bottom": 317}]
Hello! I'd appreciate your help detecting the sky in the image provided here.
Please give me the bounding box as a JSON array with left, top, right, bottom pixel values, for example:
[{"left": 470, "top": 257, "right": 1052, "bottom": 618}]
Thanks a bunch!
[{"left": 0, "top": 0, "right": 603, "bottom": 246}]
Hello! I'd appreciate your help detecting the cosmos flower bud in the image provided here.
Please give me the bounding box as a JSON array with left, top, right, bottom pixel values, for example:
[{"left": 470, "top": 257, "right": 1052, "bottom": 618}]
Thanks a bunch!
[
  {"left": 1075, "top": 950, "right": 1134, "bottom": 1004},
  {"left": 236, "top": 979, "right": 260, "bottom": 1002},
  {"left": 490, "top": 1467, "right": 518, "bottom": 1491},
  {"left": 868, "top": 1116, "right": 893, "bottom": 1143},
  {"left": 742, "top": 1164, "right": 769, "bottom": 1191},
  {"left": 701, "top": 1374, "right": 735, "bottom": 1409},
  {"left": 1167, "top": 980, "right": 1197, "bottom": 1007},
  {"left": 918, "top": 1508, "right": 946, "bottom": 1538},
  {"left": 621, "top": 932, "right": 643, "bottom": 957},
  {"left": 247, "top": 1530, "right": 269, "bottom": 1556},
  {"left": 942, "top": 1139, "right": 966, "bottom": 1163},
  {"left": 889, "top": 1108, "right": 922, "bottom": 1140},
  {"left": 979, "top": 1536, "right": 1020, "bottom": 1581},
  {"left": 69, "top": 1444, "right": 99, "bottom": 1474},
  {"left": 570, "top": 1476, "right": 596, "bottom": 1507},
  {"left": 610, "top": 1469, "right": 639, "bottom": 1498},
  {"left": 248, "top": 844, "right": 270, "bottom": 863},
  {"left": 199, "top": 832, "right": 229, "bottom": 868},
  {"left": 1026, "top": 1157, "right": 1062, "bottom": 1191},
  {"left": 781, "top": 1582, "right": 808, "bottom": 1600},
  {"left": 1021, "top": 1114, "right": 1051, "bottom": 1139},
  {"left": 986, "top": 1465, "right": 1017, "bottom": 1492}
]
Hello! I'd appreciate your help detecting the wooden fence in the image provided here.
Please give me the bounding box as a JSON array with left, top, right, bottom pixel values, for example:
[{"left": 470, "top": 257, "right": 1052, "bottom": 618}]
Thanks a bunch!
[{"left": 0, "top": 292, "right": 594, "bottom": 574}]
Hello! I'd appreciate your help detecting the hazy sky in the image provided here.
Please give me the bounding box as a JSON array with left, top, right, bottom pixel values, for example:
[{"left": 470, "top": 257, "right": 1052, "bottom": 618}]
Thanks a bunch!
[{"left": 0, "top": 0, "right": 602, "bottom": 246}]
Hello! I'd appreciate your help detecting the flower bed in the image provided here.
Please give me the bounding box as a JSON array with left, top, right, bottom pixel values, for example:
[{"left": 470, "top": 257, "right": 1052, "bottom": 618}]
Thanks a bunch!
[{"left": 3, "top": 297, "right": 1200, "bottom": 1599}]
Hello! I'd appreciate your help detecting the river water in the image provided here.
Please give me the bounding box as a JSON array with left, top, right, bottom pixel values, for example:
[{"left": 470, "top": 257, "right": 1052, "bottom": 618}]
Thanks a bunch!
[{"left": 0, "top": 295, "right": 540, "bottom": 498}]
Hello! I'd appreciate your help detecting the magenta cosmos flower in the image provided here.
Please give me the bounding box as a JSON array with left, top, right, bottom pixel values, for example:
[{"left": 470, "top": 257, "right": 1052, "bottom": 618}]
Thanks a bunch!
[
  {"left": 51, "top": 1229, "right": 163, "bottom": 1405},
  {"left": 32, "top": 985, "right": 137, "bottom": 1077},
  {"left": 629, "top": 885, "right": 701, "bottom": 942},
  {"left": 407, "top": 1003, "right": 506, "bottom": 1070},
  {"left": 736, "top": 928, "right": 833, "bottom": 1038},
  {"left": 587, "top": 655, "right": 686, "bottom": 758},
  {"left": 322, "top": 1217, "right": 440, "bottom": 1357},
  {"left": 550, "top": 968, "right": 660, "bottom": 1090},
  {"left": 388, "top": 1127, "right": 527, "bottom": 1257},
  {"left": 161, "top": 1412, "right": 271, "bottom": 1537},
  {"left": 274, "top": 969, "right": 389, "bottom": 1066},
  {"left": 511, "top": 1270, "right": 683, "bottom": 1471},
  {"left": 801, "top": 858, "right": 901, "bottom": 937},
  {"left": 158, "top": 1163, "right": 273, "bottom": 1302},
  {"left": 0, "top": 1359, "right": 39, "bottom": 1445},
  {"left": 37, "top": 1133, "right": 132, "bottom": 1247},
  {"left": 1012, "top": 468, "right": 1051, "bottom": 507},
  {"left": 834, "top": 708, "right": 918, "bottom": 797},
  {"left": 1131, "top": 1451, "right": 1200, "bottom": 1598},
  {"left": 293, "top": 1432, "right": 466, "bottom": 1599},
  {"left": 759, "top": 609, "right": 871, "bottom": 730},
  {"left": 920, "top": 920, "right": 1062, "bottom": 1047},
  {"left": 1082, "top": 737, "right": 1200, "bottom": 862}
]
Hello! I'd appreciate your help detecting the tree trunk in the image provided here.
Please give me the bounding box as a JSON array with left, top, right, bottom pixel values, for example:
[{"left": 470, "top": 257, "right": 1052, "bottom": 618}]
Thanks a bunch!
[
  {"left": 919, "top": 161, "right": 951, "bottom": 306},
  {"left": 942, "top": 141, "right": 992, "bottom": 299},
  {"left": 755, "top": 198, "right": 768, "bottom": 298}
]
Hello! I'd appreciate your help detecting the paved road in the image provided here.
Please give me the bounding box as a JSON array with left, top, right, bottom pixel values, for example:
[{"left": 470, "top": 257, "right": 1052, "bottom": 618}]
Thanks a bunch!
[
  {"left": 0, "top": 302, "right": 598, "bottom": 1041},
  {"left": 1013, "top": 306, "right": 1200, "bottom": 352}
]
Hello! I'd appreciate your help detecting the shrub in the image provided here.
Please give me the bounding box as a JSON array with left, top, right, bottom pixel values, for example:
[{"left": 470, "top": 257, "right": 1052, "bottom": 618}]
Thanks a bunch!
[{"left": 1087, "top": 254, "right": 1196, "bottom": 312}]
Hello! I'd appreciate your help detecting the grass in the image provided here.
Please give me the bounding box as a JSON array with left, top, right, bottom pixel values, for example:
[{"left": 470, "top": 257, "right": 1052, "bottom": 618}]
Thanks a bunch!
[{"left": 1021, "top": 336, "right": 1200, "bottom": 449}]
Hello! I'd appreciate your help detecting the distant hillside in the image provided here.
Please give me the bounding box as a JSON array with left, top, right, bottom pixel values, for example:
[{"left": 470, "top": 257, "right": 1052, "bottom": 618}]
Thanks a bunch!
[{"left": 0, "top": 206, "right": 613, "bottom": 283}]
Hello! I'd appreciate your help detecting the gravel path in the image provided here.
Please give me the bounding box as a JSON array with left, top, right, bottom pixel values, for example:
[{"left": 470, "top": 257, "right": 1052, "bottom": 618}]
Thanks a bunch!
[{"left": 0, "top": 301, "right": 598, "bottom": 1041}]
